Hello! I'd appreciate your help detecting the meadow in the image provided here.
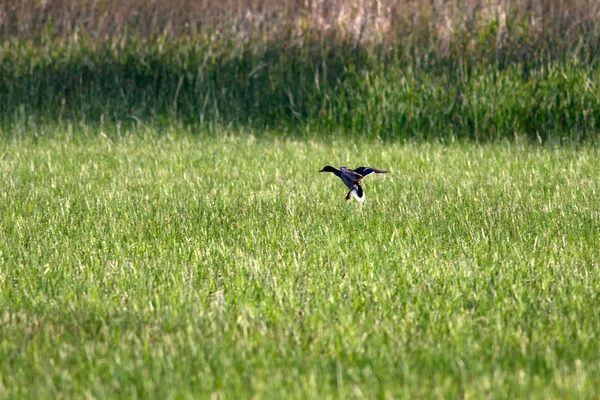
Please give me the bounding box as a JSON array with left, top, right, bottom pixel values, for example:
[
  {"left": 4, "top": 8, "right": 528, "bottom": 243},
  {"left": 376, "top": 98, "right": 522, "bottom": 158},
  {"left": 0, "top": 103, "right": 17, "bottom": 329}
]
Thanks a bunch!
[
  {"left": 2, "top": 0, "right": 600, "bottom": 398},
  {"left": 1, "top": 128, "right": 600, "bottom": 398}
]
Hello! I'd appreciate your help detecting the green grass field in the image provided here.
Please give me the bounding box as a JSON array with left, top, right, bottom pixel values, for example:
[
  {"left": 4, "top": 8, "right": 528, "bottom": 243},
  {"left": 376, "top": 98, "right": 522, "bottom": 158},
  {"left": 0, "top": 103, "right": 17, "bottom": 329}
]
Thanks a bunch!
[
  {"left": 1, "top": 128, "right": 599, "bottom": 398},
  {"left": 2, "top": 1, "right": 600, "bottom": 397}
]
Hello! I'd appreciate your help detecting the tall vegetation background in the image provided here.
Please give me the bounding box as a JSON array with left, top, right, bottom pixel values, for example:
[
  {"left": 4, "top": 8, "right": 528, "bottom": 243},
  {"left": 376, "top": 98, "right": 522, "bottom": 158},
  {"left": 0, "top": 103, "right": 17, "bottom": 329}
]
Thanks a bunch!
[{"left": 1, "top": 0, "right": 600, "bottom": 140}]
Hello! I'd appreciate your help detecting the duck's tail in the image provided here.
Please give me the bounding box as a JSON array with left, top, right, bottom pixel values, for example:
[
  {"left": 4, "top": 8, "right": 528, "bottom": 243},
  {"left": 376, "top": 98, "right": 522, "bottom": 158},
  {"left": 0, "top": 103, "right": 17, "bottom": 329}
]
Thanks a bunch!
[{"left": 351, "top": 185, "right": 365, "bottom": 203}]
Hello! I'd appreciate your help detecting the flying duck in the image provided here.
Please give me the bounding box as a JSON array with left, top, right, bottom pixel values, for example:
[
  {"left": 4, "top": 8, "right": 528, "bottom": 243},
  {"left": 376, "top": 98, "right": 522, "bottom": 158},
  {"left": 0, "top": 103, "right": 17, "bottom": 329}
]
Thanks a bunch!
[{"left": 319, "top": 166, "right": 388, "bottom": 202}]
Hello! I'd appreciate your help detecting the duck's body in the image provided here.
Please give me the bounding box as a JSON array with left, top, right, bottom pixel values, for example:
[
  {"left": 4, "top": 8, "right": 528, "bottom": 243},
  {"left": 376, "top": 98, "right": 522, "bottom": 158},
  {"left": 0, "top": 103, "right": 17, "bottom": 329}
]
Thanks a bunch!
[{"left": 319, "top": 166, "right": 388, "bottom": 202}]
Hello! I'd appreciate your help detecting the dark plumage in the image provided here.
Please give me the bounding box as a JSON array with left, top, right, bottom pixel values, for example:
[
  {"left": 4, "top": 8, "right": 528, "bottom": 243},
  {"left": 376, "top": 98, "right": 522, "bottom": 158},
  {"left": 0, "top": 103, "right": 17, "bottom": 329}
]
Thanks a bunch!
[{"left": 319, "top": 165, "right": 388, "bottom": 202}]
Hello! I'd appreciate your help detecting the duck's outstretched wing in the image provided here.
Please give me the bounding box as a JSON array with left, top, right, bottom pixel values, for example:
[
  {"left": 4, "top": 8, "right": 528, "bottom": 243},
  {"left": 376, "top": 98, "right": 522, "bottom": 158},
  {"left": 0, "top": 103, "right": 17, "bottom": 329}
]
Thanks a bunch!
[
  {"left": 339, "top": 167, "right": 364, "bottom": 179},
  {"left": 353, "top": 167, "right": 388, "bottom": 177}
]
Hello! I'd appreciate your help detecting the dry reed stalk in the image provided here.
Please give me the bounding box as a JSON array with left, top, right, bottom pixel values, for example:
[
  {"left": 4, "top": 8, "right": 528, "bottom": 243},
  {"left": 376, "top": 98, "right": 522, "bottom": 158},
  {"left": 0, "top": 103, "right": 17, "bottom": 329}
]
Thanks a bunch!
[{"left": 1, "top": 0, "right": 598, "bottom": 47}]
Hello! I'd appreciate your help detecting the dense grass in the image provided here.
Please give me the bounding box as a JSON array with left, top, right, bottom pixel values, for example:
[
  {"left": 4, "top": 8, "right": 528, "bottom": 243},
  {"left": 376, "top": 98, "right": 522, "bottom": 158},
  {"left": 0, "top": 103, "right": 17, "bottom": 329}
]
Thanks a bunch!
[
  {"left": 2, "top": 0, "right": 600, "bottom": 141},
  {"left": 2, "top": 37, "right": 600, "bottom": 142},
  {"left": 2, "top": 1, "right": 599, "bottom": 397},
  {"left": 1, "top": 126, "right": 599, "bottom": 398}
]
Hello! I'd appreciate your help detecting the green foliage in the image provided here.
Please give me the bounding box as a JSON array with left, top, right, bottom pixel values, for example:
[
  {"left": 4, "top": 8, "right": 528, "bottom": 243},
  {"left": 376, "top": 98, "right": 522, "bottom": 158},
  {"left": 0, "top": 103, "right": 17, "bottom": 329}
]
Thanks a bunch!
[
  {"left": 2, "top": 0, "right": 600, "bottom": 141},
  {"left": 1, "top": 130, "right": 600, "bottom": 397},
  {"left": 1, "top": 26, "right": 600, "bottom": 142}
]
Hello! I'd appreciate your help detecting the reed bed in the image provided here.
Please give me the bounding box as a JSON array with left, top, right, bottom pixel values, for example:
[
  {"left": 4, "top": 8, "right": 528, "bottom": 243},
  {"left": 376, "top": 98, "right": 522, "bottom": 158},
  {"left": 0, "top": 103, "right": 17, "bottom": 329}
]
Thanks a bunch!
[{"left": 1, "top": 0, "right": 600, "bottom": 140}]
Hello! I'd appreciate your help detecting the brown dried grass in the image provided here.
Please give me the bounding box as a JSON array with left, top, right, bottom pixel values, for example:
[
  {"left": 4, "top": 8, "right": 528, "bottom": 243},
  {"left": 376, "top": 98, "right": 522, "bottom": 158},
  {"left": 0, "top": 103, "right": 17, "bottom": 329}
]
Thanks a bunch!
[{"left": 2, "top": 0, "right": 599, "bottom": 49}]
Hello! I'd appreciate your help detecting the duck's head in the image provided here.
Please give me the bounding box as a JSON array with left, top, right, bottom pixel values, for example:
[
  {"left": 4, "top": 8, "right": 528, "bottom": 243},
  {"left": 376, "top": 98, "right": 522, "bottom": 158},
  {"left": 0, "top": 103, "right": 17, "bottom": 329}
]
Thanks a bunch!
[{"left": 319, "top": 165, "right": 339, "bottom": 174}]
